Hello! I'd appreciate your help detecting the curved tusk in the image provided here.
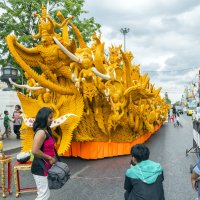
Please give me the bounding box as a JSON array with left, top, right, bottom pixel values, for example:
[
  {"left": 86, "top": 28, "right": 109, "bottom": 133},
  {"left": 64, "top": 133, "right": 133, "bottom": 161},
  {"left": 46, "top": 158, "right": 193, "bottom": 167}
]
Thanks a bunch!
[
  {"left": 71, "top": 73, "right": 78, "bottom": 82},
  {"left": 92, "top": 67, "right": 110, "bottom": 80},
  {"left": 53, "top": 37, "right": 82, "bottom": 63},
  {"left": 9, "top": 78, "right": 44, "bottom": 91},
  {"left": 9, "top": 78, "right": 25, "bottom": 89},
  {"left": 113, "top": 69, "right": 116, "bottom": 79}
]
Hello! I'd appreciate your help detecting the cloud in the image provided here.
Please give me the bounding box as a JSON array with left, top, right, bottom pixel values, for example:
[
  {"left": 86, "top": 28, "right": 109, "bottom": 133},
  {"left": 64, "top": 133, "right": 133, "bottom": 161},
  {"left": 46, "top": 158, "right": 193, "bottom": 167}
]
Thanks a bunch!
[{"left": 83, "top": 0, "right": 200, "bottom": 103}]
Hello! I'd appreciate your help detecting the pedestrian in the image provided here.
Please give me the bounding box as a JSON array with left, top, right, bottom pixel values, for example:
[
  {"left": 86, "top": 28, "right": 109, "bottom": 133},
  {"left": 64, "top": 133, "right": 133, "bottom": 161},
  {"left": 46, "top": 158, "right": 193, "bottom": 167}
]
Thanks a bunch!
[
  {"left": 168, "top": 110, "right": 170, "bottom": 122},
  {"left": 124, "top": 144, "right": 165, "bottom": 200},
  {"left": 31, "top": 107, "right": 56, "bottom": 200},
  {"left": 170, "top": 113, "right": 175, "bottom": 123},
  {"left": 172, "top": 105, "right": 176, "bottom": 118},
  {"left": 175, "top": 112, "right": 182, "bottom": 127},
  {"left": 13, "top": 105, "right": 23, "bottom": 139},
  {"left": 2, "top": 110, "right": 13, "bottom": 139},
  {"left": 191, "top": 159, "right": 200, "bottom": 199}
]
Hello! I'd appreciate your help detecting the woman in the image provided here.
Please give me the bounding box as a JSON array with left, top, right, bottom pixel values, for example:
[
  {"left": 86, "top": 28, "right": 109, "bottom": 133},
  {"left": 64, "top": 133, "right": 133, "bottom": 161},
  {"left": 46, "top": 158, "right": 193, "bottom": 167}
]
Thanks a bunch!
[
  {"left": 13, "top": 105, "right": 23, "bottom": 139},
  {"left": 31, "top": 107, "right": 56, "bottom": 200}
]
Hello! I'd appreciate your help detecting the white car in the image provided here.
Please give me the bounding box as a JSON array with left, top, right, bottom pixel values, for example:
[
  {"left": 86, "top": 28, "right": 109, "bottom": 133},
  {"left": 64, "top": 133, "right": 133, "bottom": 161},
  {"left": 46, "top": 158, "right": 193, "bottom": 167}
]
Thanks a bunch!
[
  {"left": 192, "top": 107, "right": 200, "bottom": 121},
  {"left": 183, "top": 107, "right": 187, "bottom": 114}
]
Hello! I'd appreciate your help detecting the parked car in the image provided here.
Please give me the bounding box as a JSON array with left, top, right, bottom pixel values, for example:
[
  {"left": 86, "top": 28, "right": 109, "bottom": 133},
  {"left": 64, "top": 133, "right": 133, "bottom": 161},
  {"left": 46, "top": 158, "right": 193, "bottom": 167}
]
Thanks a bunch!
[
  {"left": 187, "top": 108, "right": 195, "bottom": 116},
  {"left": 192, "top": 107, "right": 200, "bottom": 121},
  {"left": 183, "top": 107, "right": 187, "bottom": 114}
]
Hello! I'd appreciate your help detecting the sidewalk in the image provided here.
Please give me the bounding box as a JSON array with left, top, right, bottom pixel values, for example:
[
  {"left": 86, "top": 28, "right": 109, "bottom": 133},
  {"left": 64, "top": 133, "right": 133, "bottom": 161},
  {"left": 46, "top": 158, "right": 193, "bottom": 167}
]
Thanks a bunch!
[{"left": 2, "top": 133, "right": 21, "bottom": 155}]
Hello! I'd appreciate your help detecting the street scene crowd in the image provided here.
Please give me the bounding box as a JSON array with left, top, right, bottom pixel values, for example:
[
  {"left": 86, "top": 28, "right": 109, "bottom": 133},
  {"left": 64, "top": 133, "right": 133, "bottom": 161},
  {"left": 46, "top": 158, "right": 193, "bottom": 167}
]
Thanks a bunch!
[
  {"left": 0, "top": 1, "right": 200, "bottom": 200},
  {"left": 0, "top": 103, "right": 199, "bottom": 199}
]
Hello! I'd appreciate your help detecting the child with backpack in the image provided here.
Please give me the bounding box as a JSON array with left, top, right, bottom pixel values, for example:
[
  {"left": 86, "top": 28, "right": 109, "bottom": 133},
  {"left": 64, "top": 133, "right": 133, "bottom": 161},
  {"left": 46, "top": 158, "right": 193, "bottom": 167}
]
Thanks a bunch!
[{"left": 3, "top": 110, "right": 13, "bottom": 139}]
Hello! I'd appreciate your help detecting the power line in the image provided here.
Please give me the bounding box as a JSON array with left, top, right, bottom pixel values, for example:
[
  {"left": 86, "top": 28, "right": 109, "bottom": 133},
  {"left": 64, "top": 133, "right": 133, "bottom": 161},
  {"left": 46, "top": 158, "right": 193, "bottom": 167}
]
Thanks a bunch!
[
  {"left": 161, "top": 92, "right": 186, "bottom": 94},
  {"left": 141, "top": 67, "right": 199, "bottom": 73}
]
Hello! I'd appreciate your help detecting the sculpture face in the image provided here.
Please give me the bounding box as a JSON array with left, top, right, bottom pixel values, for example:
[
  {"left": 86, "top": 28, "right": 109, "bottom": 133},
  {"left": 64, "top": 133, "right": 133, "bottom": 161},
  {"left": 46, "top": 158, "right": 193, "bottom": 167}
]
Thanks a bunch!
[
  {"left": 112, "top": 93, "right": 120, "bottom": 103},
  {"left": 41, "top": 35, "right": 53, "bottom": 47},
  {"left": 43, "top": 92, "right": 51, "bottom": 103},
  {"left": 76, "top": 48, "right": 93, "bottom": 69},
  {"left": 124, "top": 51, "right": 134, "bottom": 61},
  {"left": 109, "top": 51, "right": 118, "bottom": 64},
  {"left": 109, "top": 45, "right": 121, "bottom": 65}
]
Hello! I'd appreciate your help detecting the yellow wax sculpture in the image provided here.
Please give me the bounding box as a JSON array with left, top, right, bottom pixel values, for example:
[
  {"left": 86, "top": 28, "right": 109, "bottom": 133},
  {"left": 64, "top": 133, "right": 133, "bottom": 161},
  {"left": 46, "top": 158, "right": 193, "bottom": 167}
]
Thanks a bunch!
[{"left": 6, "top": 4, "right": 169, "bottom": 158}]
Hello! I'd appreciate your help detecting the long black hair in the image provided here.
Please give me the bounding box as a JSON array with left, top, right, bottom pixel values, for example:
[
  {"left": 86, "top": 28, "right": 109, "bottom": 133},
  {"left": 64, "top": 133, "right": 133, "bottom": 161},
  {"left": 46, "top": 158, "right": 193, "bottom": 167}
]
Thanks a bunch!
[
  {"left": 33, "top": 107, "right": 53, "bottom": 132},
  {"left": 15, "top": 105, "right": 21, "bottom": 109}
]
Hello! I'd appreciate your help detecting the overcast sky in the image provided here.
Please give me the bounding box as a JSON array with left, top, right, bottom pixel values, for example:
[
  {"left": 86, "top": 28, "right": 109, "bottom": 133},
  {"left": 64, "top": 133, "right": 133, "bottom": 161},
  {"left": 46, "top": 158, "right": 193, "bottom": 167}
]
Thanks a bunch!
[{"left": 83, "top": 0, "right": 200, "bottom": 103}]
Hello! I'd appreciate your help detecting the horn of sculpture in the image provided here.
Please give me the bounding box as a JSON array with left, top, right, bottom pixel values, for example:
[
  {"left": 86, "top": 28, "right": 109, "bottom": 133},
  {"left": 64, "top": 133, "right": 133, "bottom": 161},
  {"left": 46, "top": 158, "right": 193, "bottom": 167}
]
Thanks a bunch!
[
  {"left": 53, "top": 37, "right": 82, "bottom": 63},
  {"left": 92, "top": 67, "right": 110, "bottom": 80},
  {"left": 9, "top": 78, "right": 44, "bottom": 90}
]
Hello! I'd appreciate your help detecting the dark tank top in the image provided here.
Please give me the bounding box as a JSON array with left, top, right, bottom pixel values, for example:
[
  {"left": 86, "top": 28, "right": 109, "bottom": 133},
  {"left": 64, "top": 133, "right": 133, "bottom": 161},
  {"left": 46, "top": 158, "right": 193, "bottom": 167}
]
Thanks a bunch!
[{"left": 31, "top": 129, "right": 55, "bottom": 176}]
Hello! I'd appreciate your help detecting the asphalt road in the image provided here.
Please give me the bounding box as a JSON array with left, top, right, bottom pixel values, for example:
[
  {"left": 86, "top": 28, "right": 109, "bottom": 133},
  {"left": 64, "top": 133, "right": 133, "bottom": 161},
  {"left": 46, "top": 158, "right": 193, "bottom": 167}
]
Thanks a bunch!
[{"left": 2, "top": 114, "right": 197, "bottom": 200}]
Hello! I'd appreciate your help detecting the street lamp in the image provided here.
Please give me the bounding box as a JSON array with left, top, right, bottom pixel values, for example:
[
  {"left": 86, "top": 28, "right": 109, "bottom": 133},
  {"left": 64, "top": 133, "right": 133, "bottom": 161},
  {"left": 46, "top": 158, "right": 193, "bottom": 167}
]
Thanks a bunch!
[
  {"left": 120, "top": 28, "right": 130, "bottom": 51},
  {"left": 0, "top": 65, "right": 20, "bottom": 91}
]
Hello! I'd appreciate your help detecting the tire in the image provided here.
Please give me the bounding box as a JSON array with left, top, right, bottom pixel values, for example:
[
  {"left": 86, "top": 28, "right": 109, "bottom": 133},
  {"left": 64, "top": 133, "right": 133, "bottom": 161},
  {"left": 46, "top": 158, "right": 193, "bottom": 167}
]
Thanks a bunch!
[
  {"left": 190, "top": 164, "right": 194, "bottom": 173},
  {"left": 186, "top": 149, "right": 188, "bottom": 156}
]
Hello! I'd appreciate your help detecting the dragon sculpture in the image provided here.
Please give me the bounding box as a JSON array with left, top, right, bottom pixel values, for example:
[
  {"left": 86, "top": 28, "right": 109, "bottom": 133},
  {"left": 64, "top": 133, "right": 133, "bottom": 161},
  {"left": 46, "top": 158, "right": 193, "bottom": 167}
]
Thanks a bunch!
[{"left": 6, "top": 4, "right": 168, "bottom": 158}]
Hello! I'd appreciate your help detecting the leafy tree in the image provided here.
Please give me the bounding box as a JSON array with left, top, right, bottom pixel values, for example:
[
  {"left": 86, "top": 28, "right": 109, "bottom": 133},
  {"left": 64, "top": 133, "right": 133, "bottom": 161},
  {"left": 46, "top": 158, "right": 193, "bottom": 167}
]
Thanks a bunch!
[
  {"left": 165, "top": 92, "right": 171, "bottom": 105},
  {"left": 0, "top": 0, "right": 101, "bottom": 70},
  {"left": 174, "top": 101, "right": 180, "bottom": 106}
]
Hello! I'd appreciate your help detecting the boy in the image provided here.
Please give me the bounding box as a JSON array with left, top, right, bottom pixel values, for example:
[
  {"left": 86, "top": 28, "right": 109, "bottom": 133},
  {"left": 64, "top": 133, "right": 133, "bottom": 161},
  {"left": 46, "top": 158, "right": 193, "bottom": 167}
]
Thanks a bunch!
[
  {"left": 3, "top": 110, "right": 13, "bottom": 139},
  {"left": 124, "top": 144, "right": 165, "bottom": 200}
]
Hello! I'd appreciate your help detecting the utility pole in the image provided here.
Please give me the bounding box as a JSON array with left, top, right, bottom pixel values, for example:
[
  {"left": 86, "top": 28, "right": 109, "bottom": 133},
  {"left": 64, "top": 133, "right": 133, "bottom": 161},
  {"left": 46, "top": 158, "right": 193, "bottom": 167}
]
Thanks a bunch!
[
  {"left": 199, "top": 70, "right": 200, "bottom": 106},
  {"left": 120, "top": 28, "right": 130, "bottom": 51}
]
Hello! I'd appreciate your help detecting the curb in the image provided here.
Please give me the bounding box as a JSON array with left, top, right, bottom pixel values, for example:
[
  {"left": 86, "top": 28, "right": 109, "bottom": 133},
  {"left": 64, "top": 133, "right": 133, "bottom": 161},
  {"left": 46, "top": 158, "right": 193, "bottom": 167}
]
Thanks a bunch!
[{"left": 4, "top": 147, "right": 21, "bottom": 155}]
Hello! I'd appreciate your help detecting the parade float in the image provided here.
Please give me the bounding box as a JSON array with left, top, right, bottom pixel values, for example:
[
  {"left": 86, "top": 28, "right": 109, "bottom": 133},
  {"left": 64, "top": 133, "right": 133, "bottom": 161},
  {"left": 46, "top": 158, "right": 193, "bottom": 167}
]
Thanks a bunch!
[{"left": 6, "top": 4, "right": 168, "bottom": 159}]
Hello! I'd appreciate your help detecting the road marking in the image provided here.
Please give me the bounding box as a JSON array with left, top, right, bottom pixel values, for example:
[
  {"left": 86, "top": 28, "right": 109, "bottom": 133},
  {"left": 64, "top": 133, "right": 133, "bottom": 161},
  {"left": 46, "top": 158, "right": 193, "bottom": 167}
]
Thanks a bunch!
[
  {"left": 71, "top": 165, "right": 90, "bottom": 179},
  {"left": 71, "top": 165, "right": 124, "bottom": 180},
  {"left": 72, "top": 176, "right": 123, "bottom": 180}
]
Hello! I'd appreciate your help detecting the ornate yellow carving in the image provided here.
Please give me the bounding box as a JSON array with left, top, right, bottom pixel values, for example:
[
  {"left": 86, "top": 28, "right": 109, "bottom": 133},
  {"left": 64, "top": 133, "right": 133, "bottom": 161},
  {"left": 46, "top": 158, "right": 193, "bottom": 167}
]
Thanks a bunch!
[
  {"left": 0, "top": 156, "right": 12, "bottom": 198},
  {"left": 6, "top": 4, "right": 168, "bottom": 156}
]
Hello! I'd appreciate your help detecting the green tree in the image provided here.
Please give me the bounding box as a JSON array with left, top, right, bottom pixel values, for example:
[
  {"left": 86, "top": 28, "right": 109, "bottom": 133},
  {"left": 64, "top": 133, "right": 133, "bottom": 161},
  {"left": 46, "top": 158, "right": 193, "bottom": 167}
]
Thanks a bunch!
[
  {"left": 0, "top": 0, "right": 101, "bottom": 69},
  {"left": 174, "top": 101, "right": 181, "bottom": 106},
  {"left": 165, "top": 92, "right": 171, "bottom": 105}
]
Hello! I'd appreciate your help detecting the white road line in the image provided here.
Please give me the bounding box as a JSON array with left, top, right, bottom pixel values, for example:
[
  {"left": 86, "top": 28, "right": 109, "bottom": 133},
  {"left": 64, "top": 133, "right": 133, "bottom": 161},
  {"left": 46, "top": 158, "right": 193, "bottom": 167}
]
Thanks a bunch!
[
  {"left": 71, "top": 165, "right": 90, "bottom": 179},
  {"left": 72, "top": 176, "right": 123, "bottom": 180}
]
